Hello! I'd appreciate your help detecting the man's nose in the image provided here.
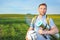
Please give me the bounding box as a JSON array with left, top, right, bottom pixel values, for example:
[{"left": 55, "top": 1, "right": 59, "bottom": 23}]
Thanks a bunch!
[{"left": 41, "top": 9, "right": 44, "bottom": 11}]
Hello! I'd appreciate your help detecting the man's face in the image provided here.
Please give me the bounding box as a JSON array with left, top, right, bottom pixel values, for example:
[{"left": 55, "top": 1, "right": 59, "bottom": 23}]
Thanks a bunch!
[{"left": 38, "top": 5, "right": 47, "bottom": 16}]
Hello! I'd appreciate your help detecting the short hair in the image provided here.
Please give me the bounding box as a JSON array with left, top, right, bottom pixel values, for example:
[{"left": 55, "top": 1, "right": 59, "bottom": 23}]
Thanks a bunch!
[{"left": 38, "top": 3, "right": 47, "bottom": 8}]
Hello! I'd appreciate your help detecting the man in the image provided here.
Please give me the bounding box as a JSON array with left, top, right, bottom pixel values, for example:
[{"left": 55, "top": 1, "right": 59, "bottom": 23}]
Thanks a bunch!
[{"left": 25, "top": 3, "right": 59, "bottom": 40}]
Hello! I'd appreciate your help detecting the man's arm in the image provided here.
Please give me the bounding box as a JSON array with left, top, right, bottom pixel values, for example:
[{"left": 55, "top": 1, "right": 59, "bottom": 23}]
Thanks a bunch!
[
  {"left": 47, "top": 18, "right": 59, "bottom": 35},
  {"left": 38, "top": 18, "right": 59, "bottom": 35},
  {"left": 26, "top": 27, "right": 34, "bottom": 34},
  {"left": 47, "top": 26, "right": 59, "bottom": 35},
  {"left": 38, "top": 26, "right": 59, "bottom": 35},
  {"left": 25, "top": 27, "right": 33, "bottom": 40},
  {"left": 25, "top": 17, "right": 36, "bottom": 40}
]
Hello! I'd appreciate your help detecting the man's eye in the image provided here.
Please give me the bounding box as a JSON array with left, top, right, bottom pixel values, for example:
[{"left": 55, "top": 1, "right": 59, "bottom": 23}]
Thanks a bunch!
[{"left": 44, "top": 8, "right": 46, "bottom": 10}]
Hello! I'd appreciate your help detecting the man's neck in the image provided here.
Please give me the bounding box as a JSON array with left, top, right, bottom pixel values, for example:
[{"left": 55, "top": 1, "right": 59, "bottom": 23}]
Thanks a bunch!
[{"left": 39, "top": 14, "right": 45, "bottom": 19}]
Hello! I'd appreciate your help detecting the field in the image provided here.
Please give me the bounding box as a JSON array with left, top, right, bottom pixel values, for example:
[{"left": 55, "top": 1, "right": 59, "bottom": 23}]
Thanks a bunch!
[{"left": 0, "top": 14, "right": 60, "bottom": 40}]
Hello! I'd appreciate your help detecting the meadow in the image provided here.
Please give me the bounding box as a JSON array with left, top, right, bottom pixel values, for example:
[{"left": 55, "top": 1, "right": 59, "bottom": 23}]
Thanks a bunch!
[{"left": 0, "top": 14, "right": 60, "bottom": 40}]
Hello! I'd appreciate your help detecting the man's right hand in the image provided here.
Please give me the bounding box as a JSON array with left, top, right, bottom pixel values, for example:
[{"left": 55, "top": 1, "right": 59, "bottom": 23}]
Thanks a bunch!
[
  {"left": 38, "top": 27, "right": 43, "bottom": 34},
  {"left": 38, "top": 27, "right": 48, "bottom": 35},
  {"left": 25, "top": 35, "right": 29, "bottom": 40}
]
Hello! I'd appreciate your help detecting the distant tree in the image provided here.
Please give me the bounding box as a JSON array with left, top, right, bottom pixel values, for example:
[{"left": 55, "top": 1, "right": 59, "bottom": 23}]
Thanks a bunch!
[{"left": 25, "top": 13, "right": 33, "bottom": 26}]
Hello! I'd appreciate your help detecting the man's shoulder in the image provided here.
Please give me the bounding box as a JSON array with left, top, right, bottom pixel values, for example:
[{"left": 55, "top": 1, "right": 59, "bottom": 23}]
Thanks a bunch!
[{"left": 31, "top": 16, "right": 38, "bottom": 23}]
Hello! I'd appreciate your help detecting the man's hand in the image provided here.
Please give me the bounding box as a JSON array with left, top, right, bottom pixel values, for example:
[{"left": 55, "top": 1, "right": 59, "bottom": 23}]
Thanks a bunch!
[
  {"left": 38, "top": 27, "right": 44, "bottom": 34},
  {"left": 25, "top": 35, "right": 29, "bottom": 40},
  {"left": 38, "top": 27, "right": 48, "bottom": 35}
]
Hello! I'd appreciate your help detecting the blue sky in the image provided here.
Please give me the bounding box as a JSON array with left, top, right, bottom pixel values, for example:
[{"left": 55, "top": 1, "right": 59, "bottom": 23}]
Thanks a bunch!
[{"left": 0, "top": 0, "right": 60, "bottom": 14}]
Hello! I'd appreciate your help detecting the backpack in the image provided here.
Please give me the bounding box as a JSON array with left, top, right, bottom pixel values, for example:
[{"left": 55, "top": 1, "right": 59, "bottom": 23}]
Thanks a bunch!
[{"left": 32, "top": 15, "right": 60, "bottom": 40}]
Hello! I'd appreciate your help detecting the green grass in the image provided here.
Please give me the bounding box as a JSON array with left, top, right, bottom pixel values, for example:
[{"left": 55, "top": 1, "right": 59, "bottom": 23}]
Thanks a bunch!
[
  {"left": 0, "top": 23, "right": 29, "bottom": 40},
  {"left": 0, "top": 14, "right": 60, "bottom": 40}
]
